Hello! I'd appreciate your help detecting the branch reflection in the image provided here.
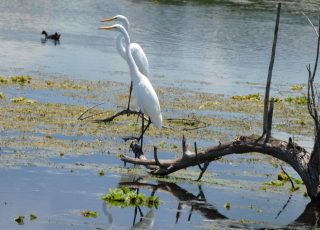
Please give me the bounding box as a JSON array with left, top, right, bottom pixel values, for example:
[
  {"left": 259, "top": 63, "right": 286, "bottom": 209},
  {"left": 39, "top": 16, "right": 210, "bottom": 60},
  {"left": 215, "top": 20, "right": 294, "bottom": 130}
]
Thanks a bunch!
[
  {"left": 102, "top": 176, "right": 320, "bottom": 229},
  {"left": 118, "top": 178, "right": 227, "bottom": 223}
]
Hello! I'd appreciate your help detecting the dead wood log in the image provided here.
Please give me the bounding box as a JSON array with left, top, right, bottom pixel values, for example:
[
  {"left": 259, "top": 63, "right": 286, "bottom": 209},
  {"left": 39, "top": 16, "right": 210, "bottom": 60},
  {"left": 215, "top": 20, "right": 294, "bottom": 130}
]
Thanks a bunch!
[{"left": 121, "top": 135, "right": 320, "bottom": 199}]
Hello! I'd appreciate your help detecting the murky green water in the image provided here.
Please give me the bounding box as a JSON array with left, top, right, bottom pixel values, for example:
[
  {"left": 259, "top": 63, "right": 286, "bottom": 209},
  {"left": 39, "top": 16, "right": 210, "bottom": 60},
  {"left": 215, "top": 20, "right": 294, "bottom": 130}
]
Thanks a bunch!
[{"left": 0, "top": 0, "right": 319, "bottom": 229}]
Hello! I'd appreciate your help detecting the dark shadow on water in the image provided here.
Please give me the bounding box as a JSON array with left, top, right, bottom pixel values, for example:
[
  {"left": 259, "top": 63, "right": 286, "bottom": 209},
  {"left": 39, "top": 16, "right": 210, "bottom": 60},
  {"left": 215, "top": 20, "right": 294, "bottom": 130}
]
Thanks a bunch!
[{"left": 41, "top": 38, "right": 60, "bottom": 46}]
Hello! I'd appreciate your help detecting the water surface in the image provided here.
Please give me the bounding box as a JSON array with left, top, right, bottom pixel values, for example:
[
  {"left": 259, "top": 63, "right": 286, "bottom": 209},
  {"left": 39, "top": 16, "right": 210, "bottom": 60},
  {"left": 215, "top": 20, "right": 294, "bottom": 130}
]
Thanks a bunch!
[
  {"left": 0, "top": 0, "right": 319, "bottom": 95},
  {"left": 0, "top": 0, "right": 319, "bottom": 229}
]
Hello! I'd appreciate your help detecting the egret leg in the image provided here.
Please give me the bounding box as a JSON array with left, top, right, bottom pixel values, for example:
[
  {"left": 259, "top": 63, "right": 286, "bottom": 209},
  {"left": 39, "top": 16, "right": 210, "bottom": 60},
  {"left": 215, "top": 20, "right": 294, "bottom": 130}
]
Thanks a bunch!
[
  {"left": 127, "top": 81, "right": 133, "bottom": 111},
  {"left": 138, "top": 117, "right": 152, "bottom": 150},
  {"left": 140, "top": 113, "right": 145, "bottom": 150}
]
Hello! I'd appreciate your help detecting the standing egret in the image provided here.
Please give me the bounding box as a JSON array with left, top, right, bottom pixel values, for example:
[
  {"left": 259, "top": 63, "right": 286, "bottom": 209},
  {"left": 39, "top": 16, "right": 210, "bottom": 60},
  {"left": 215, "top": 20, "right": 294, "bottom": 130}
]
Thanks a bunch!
[
  {"left": 100, "top": 24, "right": 162, "bottom": 151},
  {"left": 101, "top": 15, "right": 149, "bottom": 110}
]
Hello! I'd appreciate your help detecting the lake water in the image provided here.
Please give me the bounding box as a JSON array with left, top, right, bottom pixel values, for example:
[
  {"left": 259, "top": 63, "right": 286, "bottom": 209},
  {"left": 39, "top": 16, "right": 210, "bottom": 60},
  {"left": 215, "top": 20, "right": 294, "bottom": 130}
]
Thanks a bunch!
[
  {"left": 1, "top": 0, "right": 320, "bottom": 229},
  {"left": 0, "top": 0, "right": 319, "bottom": 96}
]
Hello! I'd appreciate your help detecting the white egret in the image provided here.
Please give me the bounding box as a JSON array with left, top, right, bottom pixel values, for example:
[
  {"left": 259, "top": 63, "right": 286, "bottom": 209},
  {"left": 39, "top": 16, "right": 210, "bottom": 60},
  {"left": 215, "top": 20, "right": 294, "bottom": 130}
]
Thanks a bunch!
[
  {"left": 101, "top": 15, "right": 149, "bottom": 110},
  {"left": 100, "top": 24, "right": 162, "bottom": 150}
]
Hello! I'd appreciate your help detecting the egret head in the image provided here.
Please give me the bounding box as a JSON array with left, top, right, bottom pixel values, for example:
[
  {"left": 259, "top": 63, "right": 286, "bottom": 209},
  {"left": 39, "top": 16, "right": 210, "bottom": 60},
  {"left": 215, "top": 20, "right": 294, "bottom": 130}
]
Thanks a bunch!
[
  {"left": 100, "top": 15, "right": 129, "bottom": 30},
  {"left": 99, "top": 24, "right": 125, "bottom": 32}
]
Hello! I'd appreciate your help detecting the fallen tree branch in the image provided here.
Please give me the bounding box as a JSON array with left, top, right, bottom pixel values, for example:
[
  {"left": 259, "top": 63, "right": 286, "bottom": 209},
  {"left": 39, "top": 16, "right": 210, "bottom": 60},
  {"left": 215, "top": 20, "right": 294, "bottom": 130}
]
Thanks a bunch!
[{"left": 122, "top": 135, "right": 310, "bottom": 179}]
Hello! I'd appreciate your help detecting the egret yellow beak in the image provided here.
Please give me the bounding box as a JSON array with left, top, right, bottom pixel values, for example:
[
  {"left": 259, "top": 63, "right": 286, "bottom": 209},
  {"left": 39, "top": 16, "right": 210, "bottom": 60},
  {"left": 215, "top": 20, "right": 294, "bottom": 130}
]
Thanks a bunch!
[
  {"left": 100, "top": 17, "right": 114, "bottom": 22},
  {"left": 99, "top": 26, "right": 113, "bottom": 30}
]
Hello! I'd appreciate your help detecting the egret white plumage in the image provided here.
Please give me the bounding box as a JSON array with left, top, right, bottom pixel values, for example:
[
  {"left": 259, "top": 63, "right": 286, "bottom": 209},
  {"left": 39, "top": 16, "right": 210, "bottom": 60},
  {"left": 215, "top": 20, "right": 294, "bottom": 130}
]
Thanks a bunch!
[
  {"left": 99, "top": 24, "right": 162, "bottom": 150},
  {"left": 101, "top": 15, "right": 149, "bottom": 110}
]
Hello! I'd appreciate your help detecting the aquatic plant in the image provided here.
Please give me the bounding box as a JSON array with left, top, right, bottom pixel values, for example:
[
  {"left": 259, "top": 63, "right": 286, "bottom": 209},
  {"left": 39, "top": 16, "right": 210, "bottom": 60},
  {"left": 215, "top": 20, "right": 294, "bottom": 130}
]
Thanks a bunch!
[
  {"left": 0, "top": 76, "right": 8, "bottom": 84},
  {"left": 290, "top": 84, "right": 303, "bottom": 91},
  {"left": 224, "top": 202, "right": 231, "bottom": 210},
  {"left": 29, "top": 214, "right": 37, "bottom": 221},
  {"left": 231, "top": 93, "right": 261, "bottom": 101},
  {"left": 99, "top": 170, "right": 105, "bottom": 176},
  {"left": 81, "top": 210, "right": 99, "bottom": 218},
  {"left": 262, "top": 180, "right": 284, "bottom": 186},
  {"left": 284, "top": 95, "right": 308, "bottom": 105},
  {"left": 102, "top": 187, "right": 160, "bottom": 208},
  {"left": 14, "top": 216, "right": 25, "bottom": 225},
  {"left": 10, "top": 96, "right": 37, "bottom": 104},
  {"left": 10, "top": 75, "right": 32, "bottom": 84}
]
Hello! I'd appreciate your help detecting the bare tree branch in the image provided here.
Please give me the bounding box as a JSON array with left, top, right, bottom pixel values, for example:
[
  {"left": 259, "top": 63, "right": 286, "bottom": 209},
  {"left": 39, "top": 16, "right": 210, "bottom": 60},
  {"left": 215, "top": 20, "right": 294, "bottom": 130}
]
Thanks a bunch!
[
  {"left": 263, "top": 3, "right": 281, "bottom": 136},
  {"left": 302, "top": 12, "right": 319, "bottom": 37},
  {"left": 94, "top": 108, "right": 142, "bottom": 123},
  {"left": 77, "top": 102, "right": 106, "bottom": 120}
]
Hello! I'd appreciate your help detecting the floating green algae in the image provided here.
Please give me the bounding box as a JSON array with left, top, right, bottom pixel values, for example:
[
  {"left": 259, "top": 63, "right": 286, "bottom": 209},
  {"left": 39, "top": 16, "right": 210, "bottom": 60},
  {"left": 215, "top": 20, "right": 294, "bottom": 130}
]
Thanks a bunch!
[
  {"left": 284, "top": 95, "right": 308, "bottom": 105},
  {"left": 231, "top": 93, "right": 261, "bottom": 101},
  {"left": 14, "top": 215, "right": 25, "bottom": 225},
  {"left": 102, "top": 187, "right": 160, "bottom": 208},
  {"left": 80, "top": 210, "right": 99, "bottom": 218},
  {"left": 290, "top": 84, "right": 303, "bottom": 91}
]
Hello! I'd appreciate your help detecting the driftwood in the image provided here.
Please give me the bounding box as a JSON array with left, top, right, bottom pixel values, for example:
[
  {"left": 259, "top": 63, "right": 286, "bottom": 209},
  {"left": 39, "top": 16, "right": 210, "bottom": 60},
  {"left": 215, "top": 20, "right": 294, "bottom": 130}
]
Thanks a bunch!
[{"left": 120, "top": 3, "right": 320, "bottom": 201}]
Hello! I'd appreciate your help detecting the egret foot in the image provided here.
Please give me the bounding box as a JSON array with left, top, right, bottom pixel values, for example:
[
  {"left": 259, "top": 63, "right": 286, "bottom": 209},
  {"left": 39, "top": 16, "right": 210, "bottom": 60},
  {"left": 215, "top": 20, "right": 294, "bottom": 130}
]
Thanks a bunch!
[
  {"left": 130, "top": 141, "right": 143, "bottom": 158},
  {"left": 123, "top": 136, "right": 139, "bottom": 142}
]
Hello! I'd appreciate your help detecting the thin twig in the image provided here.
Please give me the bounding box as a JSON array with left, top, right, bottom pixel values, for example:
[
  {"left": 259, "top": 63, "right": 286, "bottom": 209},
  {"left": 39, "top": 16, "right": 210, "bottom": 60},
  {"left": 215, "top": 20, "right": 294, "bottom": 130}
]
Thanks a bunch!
[
  {"left": 188, "top": 205, "right": 194, "bottom": 222},
  {"left": 77, "top": 102, "right": 106, "bottom": 120},
  {"left": 196, "top": 163, "right": 209, "bottom": 182},
  {"left": 280, "top": 165, "right": 295, "bottom": 189},
  {"left": 194, "top": 142, "right": 203, "bottom": 171},
  {"left": 154, "top": 146, "right": 162, "bottom": 167},
  {"left": 311, "top": 16, "right": 320, "bottom": 81},
  {"left": 302, "top": 12, "right": 319, "bottom": 37},
  {"left": 195, "top": 142, "right": 209, "bottom": 181},
  {"left": 182, "top": 135, "right": 187, "bottom": 157},
  {"left": 275, "top": 194, "right": 293, "bottom": 220},
  {"left": 183, "top": 124, "right": 211, "bottom": 131},
  {"left": 176, "top": 202, "right": 183, "bottom": 223},
  {"left": 94, "top": 109, "right": 141, "bottom": 123},
  {"left": 166, "top": 118, "right": 211, "bottom": 131}
]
